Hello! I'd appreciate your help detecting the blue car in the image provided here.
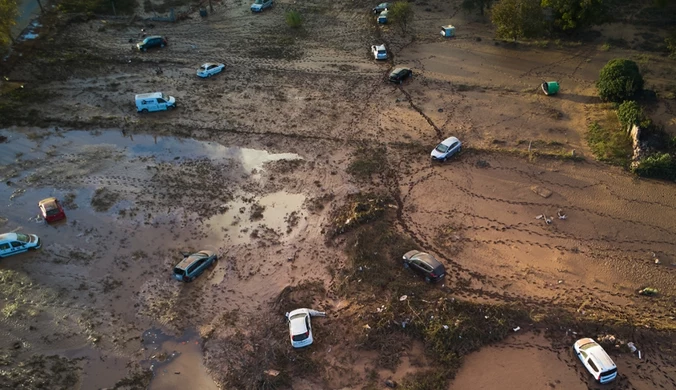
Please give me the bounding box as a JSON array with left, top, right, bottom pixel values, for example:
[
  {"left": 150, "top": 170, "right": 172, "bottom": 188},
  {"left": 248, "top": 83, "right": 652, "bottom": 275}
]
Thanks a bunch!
[
  {"left": 173, "top": 250, "right": 218, "bottom": 282},
  {"left": 251, "top": 0, "right": 273, "bottom": 12}
]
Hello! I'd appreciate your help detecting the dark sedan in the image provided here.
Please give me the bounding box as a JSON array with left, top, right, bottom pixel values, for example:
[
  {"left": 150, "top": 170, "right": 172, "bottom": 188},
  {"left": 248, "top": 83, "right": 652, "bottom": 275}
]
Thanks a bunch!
[{"left": 389, "top": 67, "right": 412, "bottom": 84}]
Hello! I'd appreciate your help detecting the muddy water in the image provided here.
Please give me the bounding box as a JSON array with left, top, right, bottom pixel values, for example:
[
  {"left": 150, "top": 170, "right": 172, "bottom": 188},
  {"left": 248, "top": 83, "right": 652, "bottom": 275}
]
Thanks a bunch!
[
  {"left": 142, "top": 328, "right": 218, "bottom": 390},
  {"left": 0, "top": 128, "right": 308, "bottom": 388}
]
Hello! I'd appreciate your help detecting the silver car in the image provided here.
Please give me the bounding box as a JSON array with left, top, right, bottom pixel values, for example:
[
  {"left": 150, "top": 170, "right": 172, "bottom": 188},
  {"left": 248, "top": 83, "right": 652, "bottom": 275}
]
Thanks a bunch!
[
  {"left": 196, "top": 63, "right": 225, "bottom": 78},
  {"left": 431, "top": 136, "right": 462, "bottom": 162}
]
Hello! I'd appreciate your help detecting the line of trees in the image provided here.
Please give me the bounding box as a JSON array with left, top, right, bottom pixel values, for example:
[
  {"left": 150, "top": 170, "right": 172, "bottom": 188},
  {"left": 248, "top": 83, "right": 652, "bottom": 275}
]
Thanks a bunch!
[{"left": 0, "top": 0, "right": 19, "bottom": 45}]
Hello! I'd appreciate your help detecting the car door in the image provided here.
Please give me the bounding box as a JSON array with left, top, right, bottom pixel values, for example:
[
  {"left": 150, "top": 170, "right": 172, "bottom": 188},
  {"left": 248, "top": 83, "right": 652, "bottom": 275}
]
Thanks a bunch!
[
  {"left": 156, "top": 98, "right": 167, "bottom": 110},
  {"left": 193, "top": 258, "right": 208, "bottom": 276},
  {"left": 448, "top": 141, "right": 459, "bottom": 156},
  {"left": 586, "top": 358, "right": 600, "bottom": 378},
  {"left": 410, "top": 259, "right": 425, "bottom": 276},
  {"left": 10, "top": 241, "right": 26, "bottom": 254},
  {"left": 0, "top": 242, "right": 10, "bottom": 257}
]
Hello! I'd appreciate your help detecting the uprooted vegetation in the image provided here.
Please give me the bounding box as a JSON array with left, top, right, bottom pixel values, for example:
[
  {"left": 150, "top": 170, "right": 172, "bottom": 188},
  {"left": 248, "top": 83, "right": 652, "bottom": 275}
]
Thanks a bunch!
[
  {"left": 346, "top": 144, "right": 389, "bottom": 181},
  {"left": 0, "top": 354, "right": 81, "bottom": 389},
  {"left": 327, "top": 193, "right": 391, "bottom": 237}
]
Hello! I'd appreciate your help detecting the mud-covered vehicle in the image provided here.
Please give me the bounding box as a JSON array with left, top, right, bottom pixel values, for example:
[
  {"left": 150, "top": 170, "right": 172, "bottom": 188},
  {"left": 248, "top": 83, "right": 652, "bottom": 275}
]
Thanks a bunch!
[{"left": 173, "top": 250, "right": 218, "bottom": 282}]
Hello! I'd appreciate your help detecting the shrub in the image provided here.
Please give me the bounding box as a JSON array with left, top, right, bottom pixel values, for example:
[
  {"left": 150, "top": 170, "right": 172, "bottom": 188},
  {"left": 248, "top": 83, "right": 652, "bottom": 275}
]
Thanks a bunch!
[
  {"left": 596, "top": 59, "right": 644, "bottom": 103},
  {"left": 389, "top": 1, "right": 415, "bottom": 35},
  {"left": 285, "top": 10, "right": 302, "bottom": 28},
  {"left": 666, "top": 30, "right": 676, "bottom": 58},
  {"left": 586, "top": 121, "right": 632, "bottom": 167},
  {"left": 490, "top": 0, "right": 544, "bottom": 40},
  {"left": 633, "top": 153, "right": 676, "bottom": 180},
  {"left": 617, "top": 101, "right": 651, "bottom": 130}
]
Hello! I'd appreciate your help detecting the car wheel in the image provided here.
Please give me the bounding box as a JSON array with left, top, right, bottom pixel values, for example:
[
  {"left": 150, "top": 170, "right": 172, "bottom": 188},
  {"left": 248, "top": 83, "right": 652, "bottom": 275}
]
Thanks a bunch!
[
  {"left": 142, "top": 47, "right": 147, "bottom": 52},
  {"left": 442, "top": 156, "right": 447, "bottom": 162},
  {"left": 160, "top": 43, "right": 165, "bottom": 48},
  {"left": 167, "top": 105, "right": 175, "bottom": 110},
  {"left": 403, "top": 262, "right": 409, "bottom": 269},
  {"left": 141, "top": 109, "right": 148, "bottom": 113},
  {"left": 185, "top": 276, "right": 193, "bottom": 282},
  {"left": 425, "top": 276, "right": 432, "bottom": 283},
  {"left": 207, "top": 73, "right": 212, "bottom": 78}
]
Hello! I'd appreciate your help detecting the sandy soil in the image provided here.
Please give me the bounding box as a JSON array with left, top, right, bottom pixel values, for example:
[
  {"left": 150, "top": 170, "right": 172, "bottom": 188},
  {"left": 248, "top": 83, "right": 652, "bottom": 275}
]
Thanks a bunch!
[{"left": 1, "top": 0, "right": 676, "bottom": 389}]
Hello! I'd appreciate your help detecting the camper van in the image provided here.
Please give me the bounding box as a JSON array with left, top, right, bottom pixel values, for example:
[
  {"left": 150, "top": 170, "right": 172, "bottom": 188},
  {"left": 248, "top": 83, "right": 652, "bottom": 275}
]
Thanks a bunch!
[{"left": 135, "top": 92, "right": 176, "bottom": 113}]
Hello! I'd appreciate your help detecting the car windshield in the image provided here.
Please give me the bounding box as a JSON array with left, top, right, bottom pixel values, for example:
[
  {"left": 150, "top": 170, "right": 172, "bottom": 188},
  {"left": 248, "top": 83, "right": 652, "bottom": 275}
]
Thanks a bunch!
[
  {"left": 435, "top": 144, "right": 450, "bottom": 153},
  {"left": 173, "top": 268, "right": 185, "bottom": 276},
  {"left": 579, "top": 341, "right": 598, "bottom": 351},
  {"left": 292, "top": 332, "right": 309, "bottom": 341},
  {"left": 161, "top": 93, "right": 167, "bottom": 100},
  {"left": 254, "top": 0, "right": 263, "bottom": 3},
  {"left": 46, "top": 209, "right": 60, "bottom": 216},
  {"left": 377, "top": 50, "right": 386, "bottom": 54},
  {"left": 15, "top": 233, "right": 30, "bottom": 243},
  {"left": 601, "top": 368, "right": 617, "bottom": 377}
]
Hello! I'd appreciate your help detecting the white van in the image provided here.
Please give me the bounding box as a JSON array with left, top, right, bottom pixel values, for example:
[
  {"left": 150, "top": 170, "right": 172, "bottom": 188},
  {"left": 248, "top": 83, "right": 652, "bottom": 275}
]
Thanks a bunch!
[
  {"left": 135, "top": 92, "right": 176, "bottom": 113},
  {"left": 574, "top": 338, "right": 618, "bottom": 383},
  {"left": 0, "top": 232, "right": 41, "bottom": 258}
]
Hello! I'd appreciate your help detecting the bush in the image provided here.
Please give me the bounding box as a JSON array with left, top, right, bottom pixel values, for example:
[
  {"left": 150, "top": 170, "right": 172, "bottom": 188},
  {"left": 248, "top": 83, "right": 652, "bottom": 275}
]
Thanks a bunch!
[
  {"left": 490, "top": 0, "right": 544, "bottom": 40},
  {"left": 596, "top": 59, "right": 644, "bottom": 103},
  {"left": 389, "top": 1, "right": 415, "bottom": 35},
  {"left": 586, "top": 121, "right": 632, "bottom": 167},
  {"left": 617, "top": 101, "right": 651, "bottom": 130},
  {"left": 633, "top": 153, "right": 676, "bottom": 180},
  {"left": 58, "top": 0, "right": 137, "bottom": 14},
  {"left": 285, "top": 10, "right": 302, "bottom": 28},
  {"left": 666, "top": 30, "right": 676, "bottom": 58}
]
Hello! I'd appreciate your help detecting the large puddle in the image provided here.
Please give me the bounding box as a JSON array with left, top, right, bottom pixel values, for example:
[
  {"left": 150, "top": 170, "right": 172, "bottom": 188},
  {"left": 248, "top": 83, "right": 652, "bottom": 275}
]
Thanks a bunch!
[{"left": 142, "top": 328, "right": 218, "bottom": 390}]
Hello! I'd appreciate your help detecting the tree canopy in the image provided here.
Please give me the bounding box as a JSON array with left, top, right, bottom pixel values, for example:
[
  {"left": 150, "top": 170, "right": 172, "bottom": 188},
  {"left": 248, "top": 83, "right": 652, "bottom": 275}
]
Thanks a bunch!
[
  {"left": 491, "top": 0, "right": 544, "bottom": 40},
  {"left": 0, "top": 0, "right": 19, "bottom": 45},
  {"left": 541, "top": 0, "right": 608, "bottom": 31},
  {"left": 389, "top": 1, "right": 414, "bottom": 35}
]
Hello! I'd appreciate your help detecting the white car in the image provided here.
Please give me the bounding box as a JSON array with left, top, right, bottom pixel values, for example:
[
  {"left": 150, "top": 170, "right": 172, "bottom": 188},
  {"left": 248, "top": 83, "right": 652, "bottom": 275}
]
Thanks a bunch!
[
  {"left": 371, "top": 44, "right": 387, "bottom": 60},
  {"left": 135, "top": 92, "right": 176, "bottom": 113},
  {"left": 0, "top": 232, "right": 41, "bottom": 258},
  {"left": 573, "top": 338, "right": 618, "bottom": 384},
  {"left": 431, "top": 136, "right": 462, "bottom": 161},
  {"left": 285, "top": 308, "right": 326, "bottom": 348},
  {"left": 196, "top": 63, "right": 225, "bottom": 78}
]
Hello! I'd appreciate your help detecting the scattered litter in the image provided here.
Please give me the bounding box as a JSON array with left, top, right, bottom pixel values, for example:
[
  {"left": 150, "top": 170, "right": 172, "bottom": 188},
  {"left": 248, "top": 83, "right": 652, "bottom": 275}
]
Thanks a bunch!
[
  {"left": 627, "top": 342, "right": 637, "bottom": 353},
  {"left": 443, "top": 325, "right": 449, "bottom": 330},
  {"left": 536, "top": 215, "right": 544, "bottom": 220},
  {"left": 513, "top": 326, "right": 521, "bottom": 332},
  {"left": 655, "top": 258, "right": 661, "bottom": 264},
  {"left": 638, "top": 287, "right": 658, "bottom": 296},
  {"left": 557, "top": 209, "right": 567, "bottom": 220},
  {"left": 376, "top": 305, "right": 385, "bottom": 313},
  {"left": 385, "top": 379, "right": 398, "bottom": 388},
  {"left": 399, "top": 295, "right": 408, "bottom": 301},
  {"left": 484, "top": 316, "right": 489, "bottom": 319},
  {"left": 264, "top": 369, "right": 280, "bottom": 377},
  {"left": 558, "top": 280, "right": 564, "bottom": 284},
  {"left": 363, "top": 324, "right": 371, "bottom": 330},
  {"left": 401, "top": 321, "right": 407, "bottom": 328},
  {"left": 545, "top": 215, "right": 552, "bottom": 225},
  {"left": 638, "top": 350, "right": 642, "bottom": 359}
]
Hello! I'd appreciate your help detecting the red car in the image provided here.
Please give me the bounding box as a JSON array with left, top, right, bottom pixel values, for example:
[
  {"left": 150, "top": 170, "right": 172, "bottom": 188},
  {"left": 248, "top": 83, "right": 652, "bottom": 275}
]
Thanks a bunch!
[{"left": 39, "top": 197, "right": 66, "bottom": 223}]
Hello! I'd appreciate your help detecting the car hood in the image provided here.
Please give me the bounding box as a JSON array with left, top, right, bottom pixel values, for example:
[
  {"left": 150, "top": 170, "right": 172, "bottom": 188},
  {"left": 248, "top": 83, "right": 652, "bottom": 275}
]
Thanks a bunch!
[
  {"left": 251, "top": 3, "right": 262, "bottom": 9},
  {"left": 168, "top": 96, "right": 176, "bottom": 104},
  {"left": 431, "top": 148, "right": 445, "bottom": 158}
]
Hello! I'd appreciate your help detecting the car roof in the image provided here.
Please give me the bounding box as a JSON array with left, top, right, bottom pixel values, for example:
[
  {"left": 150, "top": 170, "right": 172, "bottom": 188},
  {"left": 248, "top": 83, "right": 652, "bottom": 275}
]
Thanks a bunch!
[
  {"left": 0, "top": 233, "right": 19, "bottom": 242},
  {"left": 412, "top": 252, "right": 443, "bottom": 268},
  {"left": 374, "top": 44, "right": 386, "bottom": 50},
  {"left": 391, "top": 67, "right": 409, "bottom": 75},
  {"left": 440, "top": 136, "right": 460, "bottom": 146},
  {"left": 145, "top": 35, "right": 163, "bottom": 40},
  {"left": 39, "top": 197, "right": 58, "bottom": 209},
  {"left": 201, "top": 63, "right": 219, "bottom": 67},
  {"left": 174, "top": 251, "right": 211, "bottom": 270},
  {"left": 289, "top": 311, "right": 309, "bottom": 334},
  {"left": 575, "top": 339, "right": 616, "bottom": 370},
  {"left": 136, "top": 92, "right": 163, "bottom": 99}
]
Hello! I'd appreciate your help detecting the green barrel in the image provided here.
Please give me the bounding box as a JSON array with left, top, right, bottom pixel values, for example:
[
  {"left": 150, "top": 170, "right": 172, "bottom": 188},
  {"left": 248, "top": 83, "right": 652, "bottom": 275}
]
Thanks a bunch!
[{"left": 542, "top": 81, "right": 559, "bottom": 96}]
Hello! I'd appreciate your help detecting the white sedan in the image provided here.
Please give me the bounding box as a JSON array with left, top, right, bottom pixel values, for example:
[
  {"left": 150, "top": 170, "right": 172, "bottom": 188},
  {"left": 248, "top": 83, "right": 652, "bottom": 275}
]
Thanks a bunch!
[
  {"left": 371, "top": 44, "right": 387, "bottom": 60},
  {"left": 196, "top": 63, "right": 225, "bottom": 78},
  {"left": 285, "top": 308, "right": 326, "bottom": 348},
  {"left": 431, "top": 136, "right": 462, "bottom": 162}
]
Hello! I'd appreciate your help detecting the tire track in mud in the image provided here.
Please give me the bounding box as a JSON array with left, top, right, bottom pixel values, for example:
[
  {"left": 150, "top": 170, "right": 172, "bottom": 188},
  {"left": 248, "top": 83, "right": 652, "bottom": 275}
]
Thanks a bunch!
[{"left": 398, "top": 86, "right": 444, "bottom": 139}]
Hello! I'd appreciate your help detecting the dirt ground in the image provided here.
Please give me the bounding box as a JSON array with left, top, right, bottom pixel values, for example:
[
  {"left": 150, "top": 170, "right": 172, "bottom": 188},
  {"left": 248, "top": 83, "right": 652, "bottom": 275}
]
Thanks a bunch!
[{"left": 1, "top": 0, "right": 676, "bottom": 389}]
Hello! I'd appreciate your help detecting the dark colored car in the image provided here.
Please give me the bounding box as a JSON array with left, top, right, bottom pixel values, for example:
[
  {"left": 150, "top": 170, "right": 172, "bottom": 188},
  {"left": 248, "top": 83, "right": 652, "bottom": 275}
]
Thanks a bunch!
[
  {"left": 372, "top": 2, "right": 389, "bottom": 14},
  {"left": 137, "top": 36, "right": 167, "bottom": 52},
  {"left": 389, "top": 67, "right": 412, "bottom": 84},
  {"left": 402, "top": 250, "right": 446, "bottom": 283},
  {"left": 173, "top": 250, "right": 217, "bottom": 282},
  {"left": 39, "top": 197, "right": 66, "bottom": 223}
]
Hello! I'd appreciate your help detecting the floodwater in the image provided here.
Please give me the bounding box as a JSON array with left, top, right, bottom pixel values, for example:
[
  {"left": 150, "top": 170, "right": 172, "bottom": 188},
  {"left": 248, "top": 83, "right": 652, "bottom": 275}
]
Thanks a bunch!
[{"left": 142, "top": 328, "right": 218, "bottom": 390}]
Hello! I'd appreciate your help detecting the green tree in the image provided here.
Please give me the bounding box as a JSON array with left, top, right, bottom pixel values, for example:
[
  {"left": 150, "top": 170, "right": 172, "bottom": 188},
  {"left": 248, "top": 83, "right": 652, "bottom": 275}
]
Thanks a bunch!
[
  {"left": 462, "top": 0, "right": 494, "bottom": 16},
  {"left": 285, "top": 10, "right": 302, "bottom": 28},
  {"left": 0, "top": 0, "right": 19, "bottom": 45},
  {"left": 541, "top": 0, "right": 607, "bottom": 31},
  {"left": 389, "top": 1, "right": 414, "bottom": 35},
  {"left": 490, "top": 0, "right": 544, "bottom": 40},
  {"left": 596, "top": 59, "right": 644, "bottom": 103},
  {"left": 666, "top": 29, "right": 676, "bottom": 58}
]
